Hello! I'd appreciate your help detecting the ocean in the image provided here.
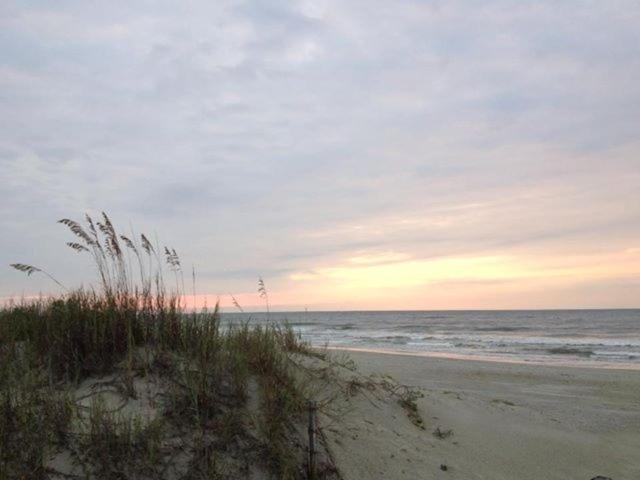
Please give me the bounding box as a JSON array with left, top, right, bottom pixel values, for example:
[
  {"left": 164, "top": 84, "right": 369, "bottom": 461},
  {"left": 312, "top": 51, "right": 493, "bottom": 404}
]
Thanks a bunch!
[{"left": 221, "top": 309, "right": 640, "bottom": 369}]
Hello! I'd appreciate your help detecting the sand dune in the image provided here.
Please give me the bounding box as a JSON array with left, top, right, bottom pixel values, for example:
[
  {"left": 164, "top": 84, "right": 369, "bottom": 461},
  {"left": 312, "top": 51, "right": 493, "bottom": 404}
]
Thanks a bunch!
[{"left": 41, "top": 347, "right": 640, "bottom": 479}]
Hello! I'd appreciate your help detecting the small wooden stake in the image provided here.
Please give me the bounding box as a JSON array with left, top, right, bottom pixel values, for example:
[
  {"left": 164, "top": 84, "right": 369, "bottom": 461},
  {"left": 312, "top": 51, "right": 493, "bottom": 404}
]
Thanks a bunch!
[{"left": 307, "top": 400, "right": 317, "bottom": 479}]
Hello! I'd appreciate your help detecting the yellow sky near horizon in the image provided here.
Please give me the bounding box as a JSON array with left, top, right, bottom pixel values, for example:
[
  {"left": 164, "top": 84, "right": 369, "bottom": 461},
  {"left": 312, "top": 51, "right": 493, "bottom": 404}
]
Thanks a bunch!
[
  {"left": 5, "top": 245, "right": 637, "bottom": 312},
  {"left": 183, "top": 246, "right": 640, "bottom": 311}
]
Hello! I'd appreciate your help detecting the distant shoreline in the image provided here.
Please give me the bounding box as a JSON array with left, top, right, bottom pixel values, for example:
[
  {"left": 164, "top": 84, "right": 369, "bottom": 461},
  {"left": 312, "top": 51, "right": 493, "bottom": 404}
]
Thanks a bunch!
[
  {"left": 325, "top": 346, "right": 640, "bottom": 371},
  {"left": 222, "top": 307, "right": 640, "bottom": 314},
  {"left": 224, "top": 309, "right": 640, "bottom": 370}
]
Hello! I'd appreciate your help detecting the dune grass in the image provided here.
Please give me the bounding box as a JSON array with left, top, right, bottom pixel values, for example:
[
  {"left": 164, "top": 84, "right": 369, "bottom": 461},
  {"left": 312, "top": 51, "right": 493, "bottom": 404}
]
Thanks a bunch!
[{"left": 0, "top": 213, "right": 332, "bottom": 479}]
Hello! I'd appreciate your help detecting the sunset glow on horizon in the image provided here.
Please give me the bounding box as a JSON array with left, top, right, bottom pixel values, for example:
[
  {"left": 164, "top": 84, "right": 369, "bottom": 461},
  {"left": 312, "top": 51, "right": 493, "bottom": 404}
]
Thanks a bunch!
[
  {"left": 1, "top": 2, "right": 639, "bottom": 310},
  {"left": 171, "top": 245, "right": 640, "bottom": 312}
]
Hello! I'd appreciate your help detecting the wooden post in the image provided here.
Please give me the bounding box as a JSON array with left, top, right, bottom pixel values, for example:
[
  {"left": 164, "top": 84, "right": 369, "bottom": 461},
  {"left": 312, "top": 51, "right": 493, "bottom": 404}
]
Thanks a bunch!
[{"left": 307, "top": 400, "right": 317, "bottom": 479}]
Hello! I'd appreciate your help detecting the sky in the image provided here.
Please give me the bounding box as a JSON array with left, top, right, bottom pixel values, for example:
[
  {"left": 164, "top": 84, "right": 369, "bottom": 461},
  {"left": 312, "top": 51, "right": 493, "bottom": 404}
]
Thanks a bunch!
[{"left": 1, "top": 1, "right": 639, "bottom": 311}]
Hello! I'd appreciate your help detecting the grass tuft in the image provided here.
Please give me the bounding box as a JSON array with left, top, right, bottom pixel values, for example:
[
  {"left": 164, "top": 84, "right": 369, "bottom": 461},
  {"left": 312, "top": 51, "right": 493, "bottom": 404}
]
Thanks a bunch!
[{"left": 2, "top": 212, "right": 339, "bottom": 479}]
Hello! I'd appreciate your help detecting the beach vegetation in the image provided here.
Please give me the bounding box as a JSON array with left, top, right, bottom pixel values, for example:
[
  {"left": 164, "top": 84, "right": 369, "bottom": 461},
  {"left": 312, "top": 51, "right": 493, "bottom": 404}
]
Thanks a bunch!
[{"left": 1, "top": 213, "right": 339, "bottom": 479}]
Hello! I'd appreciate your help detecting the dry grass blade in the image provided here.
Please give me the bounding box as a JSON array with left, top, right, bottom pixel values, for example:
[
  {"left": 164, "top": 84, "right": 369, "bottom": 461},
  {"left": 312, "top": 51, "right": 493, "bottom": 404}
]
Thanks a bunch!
[
  {"left": 102, "top": 212, "right": 122, "bottom": 257},
  {"left": 10, "top": 263, "right": 41, "bottom": 275},
  {"left": 84, "top": 214, "right": 106, "bottom": 255},
  {"left": 59, "top": 218, "right": 95, "bottom": 246},
  {"left": 10, "top": 263, "right": 67, "bottom": 290},
  {"left": 85, "top": 213, "right": 98, "bottom": 237},
  {"left": 230, "top": 294, "right": 244, "bottom": 312},
  {"left": 120, "top": 235, "right": 137, "bottom": 253},
  {"left": 140, "top": 234, "right": 154, "bottom": 255},
  {"left": 67, "top": 242, "right": 89, "bottom": 253},
  {"left": 164, "top": 247, "right": 181, "bottom": 269},
  {"left": 258, "top": 277, "right": 270, "bottom": 314}
]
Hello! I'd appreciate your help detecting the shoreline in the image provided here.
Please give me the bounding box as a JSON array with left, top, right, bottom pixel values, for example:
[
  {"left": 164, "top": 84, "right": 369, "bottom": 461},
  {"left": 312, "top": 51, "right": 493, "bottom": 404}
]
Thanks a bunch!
[
  {"left": 233, "top": 309, "right": 640, "bottom": 372},
  {"left": 326, "top": 348, "right": 640, "bottom": 479},
  {"left": 324, "top": 345, "right": 640, "bottom": 371}
]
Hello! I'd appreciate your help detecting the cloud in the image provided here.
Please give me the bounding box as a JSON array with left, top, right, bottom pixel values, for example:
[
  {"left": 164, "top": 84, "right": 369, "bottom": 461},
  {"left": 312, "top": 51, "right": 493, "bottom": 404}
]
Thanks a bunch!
[{"left": 1, "top": 0, "right": 639, "bottom": 308}]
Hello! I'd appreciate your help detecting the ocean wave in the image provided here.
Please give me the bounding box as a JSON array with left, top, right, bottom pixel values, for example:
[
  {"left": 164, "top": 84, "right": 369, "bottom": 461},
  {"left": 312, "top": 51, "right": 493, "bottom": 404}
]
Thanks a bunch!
[
  {"left": 287, "top": 309, "right": 640, "bottom": 366},
  {"left": 332, "top": 324, "right": 356, "bottom": 330},
  {"left": 357, "top": 335, "right": 412, "bottom": 344},
  {"left": 546, "top": 347, "right": 594, "bottom": 357},
  {"left": 472, "top": 326, "right": 530, "bottom": 332},
  {"left": 286, "top": 321, "right": 322, "bottom": 327},
  {"left": 391, "top": 324, "right": 432, "bottom": 333}
]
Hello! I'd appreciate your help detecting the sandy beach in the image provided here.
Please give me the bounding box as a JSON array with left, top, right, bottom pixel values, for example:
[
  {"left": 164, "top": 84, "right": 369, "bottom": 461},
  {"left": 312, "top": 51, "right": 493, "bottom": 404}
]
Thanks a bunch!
[{"left": 322, "top": 350, "right": 640, "bottom": 480}]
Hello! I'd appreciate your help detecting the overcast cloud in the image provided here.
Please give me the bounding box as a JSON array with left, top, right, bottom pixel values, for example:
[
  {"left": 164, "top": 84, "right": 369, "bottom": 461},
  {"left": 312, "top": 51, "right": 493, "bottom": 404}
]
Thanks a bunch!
[{"left": 1, "top": 1, "right": 639, "bottom": 309}]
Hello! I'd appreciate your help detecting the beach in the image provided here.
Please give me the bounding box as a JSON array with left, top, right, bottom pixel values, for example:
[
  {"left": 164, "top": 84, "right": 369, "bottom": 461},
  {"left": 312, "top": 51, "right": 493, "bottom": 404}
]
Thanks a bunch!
[
  {"left": 323, "top": 350, "right": 640, "bottom": 480},
  {"left": 4, "top": 0, "right": 639, "bottom": 477}
]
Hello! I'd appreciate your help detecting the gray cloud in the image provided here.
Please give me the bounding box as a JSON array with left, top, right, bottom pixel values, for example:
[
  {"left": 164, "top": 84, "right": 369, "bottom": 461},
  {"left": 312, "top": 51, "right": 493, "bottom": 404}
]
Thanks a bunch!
[{"left": 1, "top": 0, "right": 639, "bottom": 306}]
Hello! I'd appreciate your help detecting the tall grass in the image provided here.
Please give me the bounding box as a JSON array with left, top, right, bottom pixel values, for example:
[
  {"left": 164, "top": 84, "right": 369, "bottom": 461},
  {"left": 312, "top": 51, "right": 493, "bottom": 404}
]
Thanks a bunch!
[
  {"left": 1, "top": 213, "right": 325, "bottom": 479},
  {"left": 75, "top": 398, "right": 165, "bottom": 479}
]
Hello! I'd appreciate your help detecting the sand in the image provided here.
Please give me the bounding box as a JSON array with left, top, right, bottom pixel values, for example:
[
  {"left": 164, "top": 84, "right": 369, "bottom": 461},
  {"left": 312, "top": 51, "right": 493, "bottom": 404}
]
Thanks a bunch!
[
  {"left": 322, "top": 350, "right": 640, "bottom": 480},
  {"left": 45, "top": 348, "right": 639, "bottom": 479}
]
